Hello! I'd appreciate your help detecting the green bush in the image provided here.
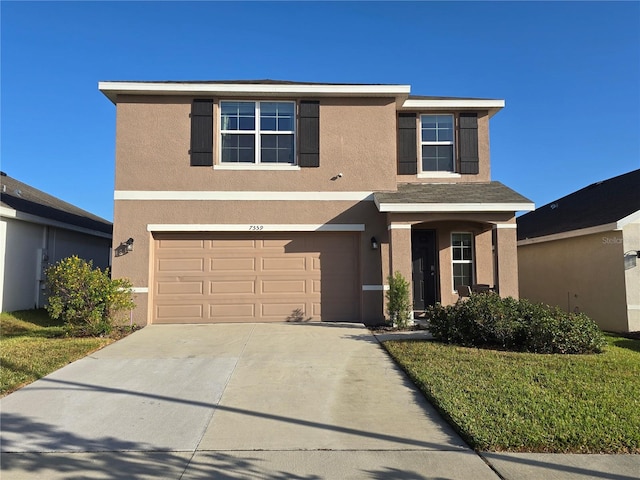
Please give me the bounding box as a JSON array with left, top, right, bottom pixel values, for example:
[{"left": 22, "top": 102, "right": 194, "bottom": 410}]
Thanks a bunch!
[
  {"left": 427, "top": 293, "right": 605, "bottom": 354},
  {"left": 45, "top": 256, "right": 135, "bottom": 336},
  {"left": 386, "top": 271, "right": 412, "bottom": 329}
]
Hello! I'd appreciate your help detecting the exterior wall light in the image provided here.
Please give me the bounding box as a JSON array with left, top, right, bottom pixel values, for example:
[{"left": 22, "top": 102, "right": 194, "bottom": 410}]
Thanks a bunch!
[
  {"left": 371, "top": 236, "right": 378, "bottom": 250},
  {"left": 115, "top": 238, "right": 135, "bottom": 257}
]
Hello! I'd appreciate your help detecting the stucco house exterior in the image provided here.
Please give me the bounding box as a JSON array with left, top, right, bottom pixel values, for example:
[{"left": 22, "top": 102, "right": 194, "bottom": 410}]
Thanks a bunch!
[
  {"left": 99, "top": 80, "right": 534, "bottom": 325},
  {"left": 0, "top": 172, "right": 113, "bottom": 312},
  {"left": 517, "top": 169, "right": 640, "bottom": 333}
]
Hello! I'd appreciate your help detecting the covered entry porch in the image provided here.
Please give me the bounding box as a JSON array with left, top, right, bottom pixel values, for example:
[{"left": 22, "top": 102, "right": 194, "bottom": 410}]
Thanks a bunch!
[{"left": 374, "top": 182, "right": 534, "bottom": 311}]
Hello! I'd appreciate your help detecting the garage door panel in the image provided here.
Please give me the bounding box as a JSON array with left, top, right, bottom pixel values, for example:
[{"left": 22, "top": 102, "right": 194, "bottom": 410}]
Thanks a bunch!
[
  {"left": 153, "top": 232, "right": 359, "bottom": 323},
  {"left": 210, "top": 280, "right": 256, "bottom": 294},
  {"left": 261, "top": 302, "right": 308, "bottom": 317},
  {"left": 210, "top": 239, "right": 256, "bottom": 249},
  {"left": 157, "top": 239, "right": 205, "bottom": 249},
  {"left": 210, "top": 257, "right": 256, "bottom": 272},
  {"left": 210, "top": 303, "right": 256, "bottom": 318},
  {"left": 156, "top": 304, "right": 203, "bottom": 320},
  {"left": 157, "top": 281, "right": 204, "bottom": 295},
  {"left": 262, "top": 256, "right": 307, "bottom": 272},
  {"left": 261, "top": 279, "right": 307, "bottom": 294}
]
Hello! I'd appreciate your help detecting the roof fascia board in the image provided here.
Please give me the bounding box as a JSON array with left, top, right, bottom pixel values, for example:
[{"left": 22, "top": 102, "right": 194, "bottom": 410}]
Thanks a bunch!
[
  {"left": 376, "top": 202, "right": 535, "bottom": 213},
  {"left": 517, "top": 222, "right": 619, "bottom": 246},
  {"left": 0, "top": 206, "right": 112, "bottom": 239},
  {"left": 401, "top": 98, "right": 505, "bottom": 117},
  {"left": 98, "top": 82, "right": 411, "bottom": 103}
]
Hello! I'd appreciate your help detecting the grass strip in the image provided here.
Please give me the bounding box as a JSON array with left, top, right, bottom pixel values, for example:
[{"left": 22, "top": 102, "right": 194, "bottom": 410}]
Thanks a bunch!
[
  {"left": 382, "top": 334, "right": 640, "bottom": 453},
  {"left": 1, "top": 310, "right": 113, "bottom": 396}
]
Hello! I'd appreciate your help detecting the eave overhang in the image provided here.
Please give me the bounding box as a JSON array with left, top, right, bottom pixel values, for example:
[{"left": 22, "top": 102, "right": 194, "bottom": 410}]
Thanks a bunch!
[
  {"left": 400, "top": 98, "right": 505, "bottom": 118},
  {"left": 98, "top": 81, "right": 412, "bottom": 105}
]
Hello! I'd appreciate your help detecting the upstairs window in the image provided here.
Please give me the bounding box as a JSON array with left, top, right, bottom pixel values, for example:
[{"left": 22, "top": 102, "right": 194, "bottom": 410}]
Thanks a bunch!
[
  {"left": 220, "top": 101, "right": 295, "bottom": 164},
  {"left": 452, "top": 232, "right": 474, "bottom": 290},
  {"left": 420, "top": 114, "right": 454, "bottom": 172}
]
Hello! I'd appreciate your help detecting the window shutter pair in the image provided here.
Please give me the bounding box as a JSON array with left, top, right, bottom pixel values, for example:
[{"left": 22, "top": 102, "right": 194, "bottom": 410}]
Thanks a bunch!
[
  {"left": 397, "top": 112, "right": 479, "bottom": 175},
  {"left": 189, "top": 99, "right": 320, "bottom": 168}
]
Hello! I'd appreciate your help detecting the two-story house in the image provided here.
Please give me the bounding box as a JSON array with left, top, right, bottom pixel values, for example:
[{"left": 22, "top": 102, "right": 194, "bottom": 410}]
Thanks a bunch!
[{"left": 99, "top": 80, "right": 533, "bottom": 325}]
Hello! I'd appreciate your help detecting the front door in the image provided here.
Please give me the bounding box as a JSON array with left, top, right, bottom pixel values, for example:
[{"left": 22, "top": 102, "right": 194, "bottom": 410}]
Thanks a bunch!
[{"left": 412, "top": 229, "right": 438, "bottom": 310}]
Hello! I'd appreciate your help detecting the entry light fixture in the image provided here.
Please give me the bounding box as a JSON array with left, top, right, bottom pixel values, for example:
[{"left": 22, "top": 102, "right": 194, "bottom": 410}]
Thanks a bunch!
[
  {"left": 125, "top": 238, "right": 134, "bottom": 252},
  {"left": 371, "top": 236, "right": 378, "bottom": 250}
]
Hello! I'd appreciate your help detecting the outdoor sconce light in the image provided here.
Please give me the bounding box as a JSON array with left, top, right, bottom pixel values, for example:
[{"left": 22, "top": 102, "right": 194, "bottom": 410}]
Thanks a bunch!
[
  {"left": 371, "top": 236, "right": 379, "bottom": 250},
  {"left": 115, "top": 238, "right": 135, "bottom": 257}
]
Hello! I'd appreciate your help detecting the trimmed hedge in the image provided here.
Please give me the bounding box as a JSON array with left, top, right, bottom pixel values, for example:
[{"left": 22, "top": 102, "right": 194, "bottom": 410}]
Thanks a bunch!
[{"left": 427, "top": 293, "right": 605, "bottom": 354}]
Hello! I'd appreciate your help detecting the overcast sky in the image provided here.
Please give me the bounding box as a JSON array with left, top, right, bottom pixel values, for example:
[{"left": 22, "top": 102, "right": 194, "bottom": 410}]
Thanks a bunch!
[{"left": 2, "top": 1, "right": 638, "bottom": 221}]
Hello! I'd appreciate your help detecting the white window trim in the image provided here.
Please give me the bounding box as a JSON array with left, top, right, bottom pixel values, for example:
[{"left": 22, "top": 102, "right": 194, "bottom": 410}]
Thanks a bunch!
[
  {"left": 219, "top": 100, "right": 296, "bottom": 166},
  {"left": 451, "top": 232, "right": 474, "bottom": 292},
  {"left": 420, "top": 113, "right": 455, "bottom": 174}
]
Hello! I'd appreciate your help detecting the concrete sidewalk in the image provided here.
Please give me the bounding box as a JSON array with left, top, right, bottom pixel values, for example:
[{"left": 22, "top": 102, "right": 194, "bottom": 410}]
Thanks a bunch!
[{"left": 1, "top": 323, "right": 638, "bottom": 479}]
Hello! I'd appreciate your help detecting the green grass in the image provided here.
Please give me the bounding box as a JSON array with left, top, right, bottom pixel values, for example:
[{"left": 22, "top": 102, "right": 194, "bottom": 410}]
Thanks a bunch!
[
  {"left": 382, "top": 334, "right": 640, "bottom": 453},
  {"left": 1, "top": 310, "right": 114, "bottom": 397}
]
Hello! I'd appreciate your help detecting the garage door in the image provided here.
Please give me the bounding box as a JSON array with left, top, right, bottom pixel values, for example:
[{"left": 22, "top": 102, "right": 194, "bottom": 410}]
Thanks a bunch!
[{"left": 152, "top": 232, "right": 360, "bottom": 323}]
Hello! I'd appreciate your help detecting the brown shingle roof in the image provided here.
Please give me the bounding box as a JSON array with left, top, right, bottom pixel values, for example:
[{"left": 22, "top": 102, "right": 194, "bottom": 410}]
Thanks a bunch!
[
  {"left": 0, "top": 173, "right": 112, "bottom": 235},
  {"left": 375, "top": 182, "right": 533, "bottom": 206}
]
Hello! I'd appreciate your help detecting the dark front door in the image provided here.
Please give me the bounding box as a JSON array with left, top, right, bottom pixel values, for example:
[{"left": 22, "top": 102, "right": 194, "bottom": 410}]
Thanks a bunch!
[{"left": 412, "top": 229, "right": 438, "bottom": 310}]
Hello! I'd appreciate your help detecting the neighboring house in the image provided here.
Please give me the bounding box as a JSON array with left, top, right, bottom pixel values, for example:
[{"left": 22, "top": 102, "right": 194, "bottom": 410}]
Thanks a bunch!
[
  {"left": 0, "top": 172, "right": 113, "bottom": 312},
  {"left": 99, "top": 80, "right": 534, "bottom": 325},
  {"left": 517, "top": 169, "right": 640, "bottom": 333}
]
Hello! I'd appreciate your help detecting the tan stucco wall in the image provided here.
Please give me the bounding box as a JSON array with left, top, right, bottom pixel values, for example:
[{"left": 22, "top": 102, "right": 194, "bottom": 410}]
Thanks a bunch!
[
  {"left": 397, "top": 111, "right": 491, "bottom": 183},
  {"left": 623, "top": 221, "right": 640, "bottom": 331},
  {"left": 518, "top": 231, "right": 629, "bottom": 332},
  {"left": 114, "top": 95, "right": 398, "bottom": 193}
]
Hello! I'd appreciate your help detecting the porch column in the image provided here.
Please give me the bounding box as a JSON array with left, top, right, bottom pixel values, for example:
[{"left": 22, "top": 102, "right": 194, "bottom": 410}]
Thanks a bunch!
[
  {"left": 388, "top": 223, "right": 413, "bottom": 302},
  {"left": 494, "top": 223, "right": 519, "bottom": 299}
]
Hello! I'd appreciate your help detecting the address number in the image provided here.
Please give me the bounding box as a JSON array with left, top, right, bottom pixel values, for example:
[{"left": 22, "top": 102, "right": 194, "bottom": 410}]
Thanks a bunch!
[{"left": 249, "top": 225, "right": 264, "bottom": 231}]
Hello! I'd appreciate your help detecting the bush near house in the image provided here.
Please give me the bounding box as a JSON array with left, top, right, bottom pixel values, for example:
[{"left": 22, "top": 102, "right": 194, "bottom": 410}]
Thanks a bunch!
[
  {"left": 45, "top": 256, "right": 135, "bottom": 336},
  {"left": 386, "top": 271, "right": 412, "bottom": 329},
  {"left": 426, "top": 293, "right": 605, "bottom": 354}
]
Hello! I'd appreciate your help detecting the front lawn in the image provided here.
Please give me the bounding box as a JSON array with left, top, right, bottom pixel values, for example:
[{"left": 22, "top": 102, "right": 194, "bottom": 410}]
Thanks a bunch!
[
  {"left": 0, "top": 310, "right": 114, "bottom": 397},
  {"left": 382, "top": 334, "right": 640, "bottom": 453}
]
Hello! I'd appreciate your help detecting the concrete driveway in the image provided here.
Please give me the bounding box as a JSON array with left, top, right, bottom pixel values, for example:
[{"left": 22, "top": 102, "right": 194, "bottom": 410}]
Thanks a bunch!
[
  {"left": 3, "top": 323, "right": 637, "bottom": 479},
  {"left": 1, "top": 322, "right": 500, "bottom": 479}
]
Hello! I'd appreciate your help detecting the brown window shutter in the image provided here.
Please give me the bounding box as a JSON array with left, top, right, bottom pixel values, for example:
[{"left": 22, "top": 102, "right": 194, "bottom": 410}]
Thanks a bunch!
[
  {"left": 459, "top": 113, "right": 479, "bottom": 174},
  {"left": 190, "top": 99, "right": 214, "bottom": 166},
  {"left": 299, "top": 100, "right": 320, "bottom": 167},
  {"left": 398, "top": 113, "right": 417, "bottom": 175}
]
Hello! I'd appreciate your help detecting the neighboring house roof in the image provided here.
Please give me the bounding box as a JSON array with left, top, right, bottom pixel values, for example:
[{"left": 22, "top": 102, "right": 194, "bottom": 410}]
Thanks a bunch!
[
  {"left": 374, "top": 182, "right": 534, "bottom": 213},
  {"left": 517, "top": 169, "right": 640, "bottom": 241},
  {"left": 0, "top": 172, "right": 112, "bottom": 236}
]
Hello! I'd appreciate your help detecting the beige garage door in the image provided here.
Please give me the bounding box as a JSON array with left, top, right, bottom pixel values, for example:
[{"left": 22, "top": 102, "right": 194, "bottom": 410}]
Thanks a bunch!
[{"left": 152, "top": 232, "right": 360, "bottom": 323}]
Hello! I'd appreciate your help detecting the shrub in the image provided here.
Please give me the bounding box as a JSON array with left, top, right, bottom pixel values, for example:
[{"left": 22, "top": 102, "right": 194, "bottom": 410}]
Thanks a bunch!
[
  {"left": 386, "top": 271, "right": 412, "bottom": 329},
  {"left": 427, "top": 293, "right": 605, "bottom": 354},
  {"left": 45, "top": 256, "right": 135, "bottom": 336}
]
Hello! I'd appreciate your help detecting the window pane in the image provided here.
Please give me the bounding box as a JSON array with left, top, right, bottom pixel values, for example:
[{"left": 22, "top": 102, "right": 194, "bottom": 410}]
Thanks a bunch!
[
  {"left": 261, "top": 117, "right": 277, "bottom": 131},
  {"left": 221, "top": 101, "right": 255, "bottom": 131},
  {"left": 261, "top": 134, "right": 293, "bottom": 163},
  {"left": 421, "top": 115, "right": 437, "bottom": 129},
  {"left": 422, "top": 128, "right": 437, "bottom": 142},
  {"left": 221, "top": 134, "right": 254, "bottom": 163},
  {"left": 238, "top": 116, "right": 255, "bottom": 130},
  {"left": 260, "top": 102, "right": 294, "bottom": 132}
]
